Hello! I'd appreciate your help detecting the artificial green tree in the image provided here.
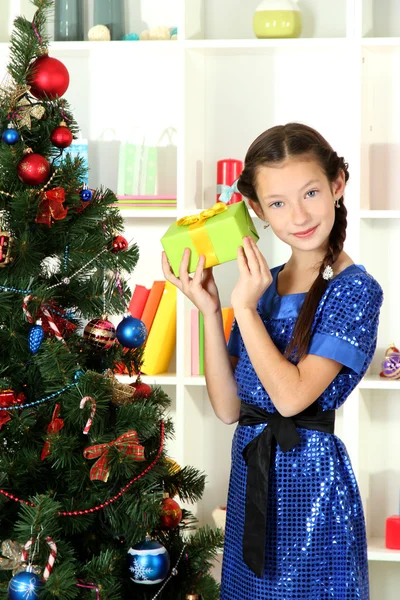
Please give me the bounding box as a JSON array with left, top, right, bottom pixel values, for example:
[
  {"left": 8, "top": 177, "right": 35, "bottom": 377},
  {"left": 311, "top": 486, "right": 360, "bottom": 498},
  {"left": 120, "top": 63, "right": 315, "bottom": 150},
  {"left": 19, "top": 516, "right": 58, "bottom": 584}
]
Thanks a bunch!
[{"left": 0, "top": 2, "right": 223, "bottom": 598}]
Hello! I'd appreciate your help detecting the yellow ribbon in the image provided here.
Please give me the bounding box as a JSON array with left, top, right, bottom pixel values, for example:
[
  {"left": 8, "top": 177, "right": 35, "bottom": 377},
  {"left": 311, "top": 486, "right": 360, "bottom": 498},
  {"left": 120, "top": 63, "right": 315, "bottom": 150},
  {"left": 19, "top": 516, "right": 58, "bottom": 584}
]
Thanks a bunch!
[
  {"left": 176, "top": 203, "right": 228, "bottom": 267},
  {"left": 176, "top": 202, "right": 227, "bottom": 227}
]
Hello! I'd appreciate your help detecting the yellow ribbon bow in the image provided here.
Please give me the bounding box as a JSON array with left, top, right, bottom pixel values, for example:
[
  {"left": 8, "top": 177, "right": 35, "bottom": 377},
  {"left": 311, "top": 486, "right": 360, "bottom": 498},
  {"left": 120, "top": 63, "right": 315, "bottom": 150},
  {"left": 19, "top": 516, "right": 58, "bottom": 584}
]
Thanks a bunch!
[{"left": 176, "top": 202, "right": 227, "bottom": 227}]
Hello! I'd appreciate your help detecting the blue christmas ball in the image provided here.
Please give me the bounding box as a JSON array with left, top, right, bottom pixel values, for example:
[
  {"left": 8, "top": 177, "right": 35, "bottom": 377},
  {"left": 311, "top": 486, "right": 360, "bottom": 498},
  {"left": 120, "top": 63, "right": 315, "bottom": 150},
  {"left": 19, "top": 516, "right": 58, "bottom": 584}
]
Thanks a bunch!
[
  {"left": 80, "top": 188, "right": 92, "bottom": 202},
  {"left": 128, "top": 538, "right": 170, "bottom": 585},
  {"left": 74, "top": 369, "right": 85, "bottom": 381},
  {"left": 28, "top": 323, "right": 45, "bottom": 354},
  {"left": 2, "top": 127, "right": 20, "bottom": 145},
  {"left": 8, "top": 570, "right": 42, "bottom": 599},
  {"left": 123, "top": 33, "right": 140, "bottom": 41},
  {"left": 116, "top": 316, "right": 147, "bottom": 349}
]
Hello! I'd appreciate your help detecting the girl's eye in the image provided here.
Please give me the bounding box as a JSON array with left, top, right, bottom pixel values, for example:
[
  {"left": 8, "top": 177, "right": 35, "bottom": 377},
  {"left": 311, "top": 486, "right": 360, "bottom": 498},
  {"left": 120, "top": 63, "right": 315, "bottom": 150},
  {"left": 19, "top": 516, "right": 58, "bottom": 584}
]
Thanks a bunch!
[
  {"left": 306, "top": 189, "right": 318, "bottom": 198},
  {"left": 270, "top": 201, "right": 284, "bottom": 208}
]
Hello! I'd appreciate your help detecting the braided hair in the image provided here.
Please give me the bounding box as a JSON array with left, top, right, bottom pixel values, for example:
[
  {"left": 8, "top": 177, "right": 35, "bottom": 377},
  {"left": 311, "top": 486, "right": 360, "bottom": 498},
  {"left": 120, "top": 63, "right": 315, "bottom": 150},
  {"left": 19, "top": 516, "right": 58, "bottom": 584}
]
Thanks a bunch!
[{"left": 237, "top": 123, "right": 349, "bottom": 362}]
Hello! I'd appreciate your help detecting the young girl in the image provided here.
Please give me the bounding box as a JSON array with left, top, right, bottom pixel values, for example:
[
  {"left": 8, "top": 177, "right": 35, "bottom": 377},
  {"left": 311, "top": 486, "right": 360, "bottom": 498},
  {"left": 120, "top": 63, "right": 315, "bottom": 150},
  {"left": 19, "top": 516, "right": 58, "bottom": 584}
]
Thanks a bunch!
[{"left": 162, "top": 123, "right": 383, "bottom": 599}]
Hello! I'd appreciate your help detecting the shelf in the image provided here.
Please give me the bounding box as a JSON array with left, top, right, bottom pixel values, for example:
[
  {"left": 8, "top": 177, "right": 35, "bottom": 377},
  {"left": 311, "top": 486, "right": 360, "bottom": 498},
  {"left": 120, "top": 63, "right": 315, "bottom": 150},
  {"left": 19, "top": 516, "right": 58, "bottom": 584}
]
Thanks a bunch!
[
  {"left": 184, "top": 376, "right": 206, "bottom": 387},
  {"left": 115, "top": 373, "right": 177, "bottom": 386},
  {"left": 360, "top": 211, "right": 400, "bottom": 218},
  {"left": 359, "top": 375, "right": 400, "bottom": 390},
  {"left": 117, "top": 209, "right": 177, "bottom": 219},
  {"left": 184, "top": 38, "right": 352, "bottom": 55},
  {"left": 0, "top": 40, "right": 182, "bottom": 56},
  {"left": 368, "top": 538, "right": 400, "bottom": 562}
]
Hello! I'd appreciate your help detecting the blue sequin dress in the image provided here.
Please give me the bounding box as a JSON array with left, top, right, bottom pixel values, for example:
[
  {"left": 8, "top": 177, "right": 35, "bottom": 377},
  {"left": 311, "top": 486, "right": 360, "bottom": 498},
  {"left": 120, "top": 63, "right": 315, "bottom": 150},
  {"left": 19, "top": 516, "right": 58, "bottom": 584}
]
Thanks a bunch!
[{"left": 222, "top": 264, "right": 383, "bottom": 600}]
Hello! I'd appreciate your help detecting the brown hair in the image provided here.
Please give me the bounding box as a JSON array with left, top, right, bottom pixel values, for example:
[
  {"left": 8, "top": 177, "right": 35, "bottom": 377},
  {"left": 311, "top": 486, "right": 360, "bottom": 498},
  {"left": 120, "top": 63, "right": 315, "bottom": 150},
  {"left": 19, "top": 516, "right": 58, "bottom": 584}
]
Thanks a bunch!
[{"left": 237, "top": 123, "right": 349, "bottom": 362}]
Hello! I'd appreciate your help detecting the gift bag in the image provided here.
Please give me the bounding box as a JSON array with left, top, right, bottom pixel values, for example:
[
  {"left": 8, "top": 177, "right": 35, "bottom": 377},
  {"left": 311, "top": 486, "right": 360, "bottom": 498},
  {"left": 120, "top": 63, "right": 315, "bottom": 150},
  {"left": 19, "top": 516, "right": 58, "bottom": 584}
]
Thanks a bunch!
[{"left": 117, "top": 139, "right": 157, "bottom": 196}]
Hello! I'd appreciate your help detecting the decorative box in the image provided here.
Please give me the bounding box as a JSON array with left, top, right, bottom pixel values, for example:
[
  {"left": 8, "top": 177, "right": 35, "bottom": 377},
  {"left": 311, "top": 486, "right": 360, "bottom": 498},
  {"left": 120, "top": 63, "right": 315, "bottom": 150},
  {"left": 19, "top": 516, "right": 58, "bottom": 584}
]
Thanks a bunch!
[{"left": 161, "top": 201, "right": 259, "bottom": 276}]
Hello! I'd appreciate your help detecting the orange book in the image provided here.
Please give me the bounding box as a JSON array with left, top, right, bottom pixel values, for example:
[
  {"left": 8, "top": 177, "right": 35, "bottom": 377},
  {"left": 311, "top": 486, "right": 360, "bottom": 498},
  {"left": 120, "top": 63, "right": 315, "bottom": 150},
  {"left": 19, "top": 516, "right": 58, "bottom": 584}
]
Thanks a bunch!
[
  {"left": 222, "top": 307, "right": 234, "bottom": 344},
  {"left": 141, "top": 281, "right": 165, "bottom": 335}
]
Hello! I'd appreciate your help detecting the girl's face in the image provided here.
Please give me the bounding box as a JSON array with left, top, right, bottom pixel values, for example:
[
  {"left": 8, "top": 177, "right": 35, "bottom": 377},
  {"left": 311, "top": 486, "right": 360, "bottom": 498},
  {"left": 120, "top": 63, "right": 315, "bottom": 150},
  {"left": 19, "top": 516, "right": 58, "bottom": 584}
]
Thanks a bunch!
[{"left": 250, "top": 157, "right": 345, "bottom": 254}]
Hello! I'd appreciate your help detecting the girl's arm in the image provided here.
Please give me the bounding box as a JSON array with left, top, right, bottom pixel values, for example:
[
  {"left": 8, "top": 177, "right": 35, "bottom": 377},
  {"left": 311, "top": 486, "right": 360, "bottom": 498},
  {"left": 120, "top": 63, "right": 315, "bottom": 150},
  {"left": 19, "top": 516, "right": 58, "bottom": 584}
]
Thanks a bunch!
[
  {"left": 234, "top": 307, "right": 342, "bottom": 417},
  {"left": 203, "top": 310, "right": 241, "bottom": 424},
  {"left": 231, "top": 237, "right": 343, "bottom": 417},
  {"left": 162, "top": 250, "right": 241, "bottom": 424}
]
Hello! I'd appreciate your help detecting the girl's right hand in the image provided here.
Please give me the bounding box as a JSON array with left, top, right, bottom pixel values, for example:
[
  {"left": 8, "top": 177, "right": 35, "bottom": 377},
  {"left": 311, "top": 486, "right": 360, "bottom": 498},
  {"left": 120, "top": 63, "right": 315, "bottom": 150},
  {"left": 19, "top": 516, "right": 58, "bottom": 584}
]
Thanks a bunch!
[{"left": 162, "top": 248, "right": 221, "bottom": 316}]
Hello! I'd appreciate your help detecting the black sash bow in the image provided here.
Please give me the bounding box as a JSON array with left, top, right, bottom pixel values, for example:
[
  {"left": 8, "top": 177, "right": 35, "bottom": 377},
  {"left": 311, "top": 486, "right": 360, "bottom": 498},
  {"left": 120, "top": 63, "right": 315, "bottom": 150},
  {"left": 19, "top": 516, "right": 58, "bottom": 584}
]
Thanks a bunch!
[{"left": 239, "top": 401, "right": 335, "bottom": 578}]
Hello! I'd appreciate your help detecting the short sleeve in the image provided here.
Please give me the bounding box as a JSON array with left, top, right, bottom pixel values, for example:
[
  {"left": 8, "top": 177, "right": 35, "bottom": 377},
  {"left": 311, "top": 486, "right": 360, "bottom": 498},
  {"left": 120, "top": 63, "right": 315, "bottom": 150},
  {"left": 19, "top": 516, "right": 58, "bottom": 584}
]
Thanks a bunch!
[
  {"left": 308, "top": 274, "right": 383, "bottom": 374},
  {"left": 227, "top": 318, "right": 241, "bottom": 358}
]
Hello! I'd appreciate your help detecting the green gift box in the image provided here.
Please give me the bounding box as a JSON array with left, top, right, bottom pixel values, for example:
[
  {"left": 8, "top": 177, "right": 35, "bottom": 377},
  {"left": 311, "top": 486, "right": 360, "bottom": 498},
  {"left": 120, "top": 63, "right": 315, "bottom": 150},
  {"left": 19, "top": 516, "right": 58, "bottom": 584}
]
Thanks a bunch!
[{"left": 161, "top": 201, "right": 259, "bottom": 276}]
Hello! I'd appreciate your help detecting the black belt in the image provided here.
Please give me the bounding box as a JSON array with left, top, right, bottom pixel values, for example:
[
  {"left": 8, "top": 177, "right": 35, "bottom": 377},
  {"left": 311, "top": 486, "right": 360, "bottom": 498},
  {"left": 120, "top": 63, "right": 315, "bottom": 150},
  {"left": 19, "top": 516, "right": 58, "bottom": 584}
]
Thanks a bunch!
[{"left": 239, "top": 401, "right": 335, "bottom": 578}]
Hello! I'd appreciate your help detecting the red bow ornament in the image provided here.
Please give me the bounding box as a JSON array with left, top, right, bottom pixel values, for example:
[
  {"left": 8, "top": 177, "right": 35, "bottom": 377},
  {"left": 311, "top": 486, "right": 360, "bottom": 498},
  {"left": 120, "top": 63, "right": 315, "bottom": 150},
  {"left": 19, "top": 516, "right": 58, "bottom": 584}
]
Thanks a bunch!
[
  {"left": 41, "top": 403, "right": 65, "bottom": 460},
  {"left": 36, "top": 187, "right": 68, "bottom": 227},
  {"left": 83, "top": 430, "right": 145, "bottom": 482}
]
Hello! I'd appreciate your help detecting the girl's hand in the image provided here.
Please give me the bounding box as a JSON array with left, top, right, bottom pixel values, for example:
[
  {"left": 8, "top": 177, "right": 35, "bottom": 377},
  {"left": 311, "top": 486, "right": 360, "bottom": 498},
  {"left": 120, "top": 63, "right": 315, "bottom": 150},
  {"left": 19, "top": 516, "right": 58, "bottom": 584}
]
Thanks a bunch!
[
  {"left": 231, "top": 236, "right": 273, "bottom": 311},
  {"left": 162, "top": 249, "right": 221, "bottom": 316}
]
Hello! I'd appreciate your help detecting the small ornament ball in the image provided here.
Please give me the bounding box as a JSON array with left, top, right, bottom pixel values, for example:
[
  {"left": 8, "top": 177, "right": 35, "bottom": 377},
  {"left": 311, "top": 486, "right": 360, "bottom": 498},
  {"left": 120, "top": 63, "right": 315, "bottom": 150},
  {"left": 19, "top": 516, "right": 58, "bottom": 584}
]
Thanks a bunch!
[
  {"left": 123, "top": 33, "right": 140, "bottom": 41},
  {"left": 80, "top": 186, "right": 93, "bottom": 202},
  {"left": 84, "top": 317, "right": 116, "bottom": 350},
  {"left": 160, "top": 494, "right": 182, "bottom": 529},
  {"left": 27, "top": 54, "right": 70, "bottom": 99},
  {"left": 127, "top": 538, "right": 170, "bottom": 584},
  {"left": 130, "top": 381, "right": 152, "bottom": 398},
  {"left": 110, "top": 235, "right": 128, "bottom": 254},
  {"left": 2, "top": 125, "right": 20, "bottom": 145},
  {"left": 50, "top": 122, "right": 73, "bottom": 148},
  {"left": 88, "top": 25, "right": 111, "bottom": 41},
  {"left": 8, "top": 570, "right": 42, "bottom": 600},
  {"left": 116, "top": 315, "right": 147, "bottom": 349},
  {"left": 17, "top": 153, "right": 50, "bottom": 185}
]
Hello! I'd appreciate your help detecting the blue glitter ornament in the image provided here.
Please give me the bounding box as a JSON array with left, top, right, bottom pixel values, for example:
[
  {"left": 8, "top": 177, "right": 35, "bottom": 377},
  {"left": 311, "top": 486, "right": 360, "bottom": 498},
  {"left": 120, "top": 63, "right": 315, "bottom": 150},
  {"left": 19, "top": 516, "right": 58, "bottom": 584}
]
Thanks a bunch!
[
  {"left": 28, "top": 322, "right": 45, "bottom": 354},
  {"left": 116, "top": 315, "right": 147, "bottom": 349},
  {"left": 127, "top": 538, "right": 170, "bottom": 584},
  {"left": 171, "top": 27, "right": 178, "bottom": 37},
  {"left": 8, "top": 570, "right": 42, "bottom": 599},
  {"left": 79, "top": 185, "right": 92, "bottom": 202},
  {"left": 74, "top": 369, "right": 85, "bottom": 381},
  {"left": 2, "top": 125, "right": 20, "bottom": 145}
]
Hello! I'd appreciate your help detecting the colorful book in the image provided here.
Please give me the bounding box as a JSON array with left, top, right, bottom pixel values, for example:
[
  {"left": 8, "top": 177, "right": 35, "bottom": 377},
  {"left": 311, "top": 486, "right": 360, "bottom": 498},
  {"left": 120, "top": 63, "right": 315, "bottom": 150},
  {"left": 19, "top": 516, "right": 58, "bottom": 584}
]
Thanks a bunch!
[
  {"left": 191, "top": 308, "right": 199, "bottom": 377},
  {"left": 141, "top": 281, "right": 165, "bottom": 335},
  {"left": 141, "top": 281, "right": 177, "bottom": 375},
  {"left": 199, "top": 311, "right": 204, "bottom": 376},
  {"left": 128, "top": 285, "right": 150, "bottom": 319},
  {"left": 222, "top": 307, "right": 234, "bottom": 344}
]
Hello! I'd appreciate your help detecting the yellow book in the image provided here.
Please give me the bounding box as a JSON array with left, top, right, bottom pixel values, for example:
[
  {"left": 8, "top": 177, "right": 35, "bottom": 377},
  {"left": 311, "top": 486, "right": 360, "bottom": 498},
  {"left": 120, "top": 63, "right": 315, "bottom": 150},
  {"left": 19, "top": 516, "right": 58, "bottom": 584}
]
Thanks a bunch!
[{"left": 141, "top": 281, "right": 177, "bottom": 375}]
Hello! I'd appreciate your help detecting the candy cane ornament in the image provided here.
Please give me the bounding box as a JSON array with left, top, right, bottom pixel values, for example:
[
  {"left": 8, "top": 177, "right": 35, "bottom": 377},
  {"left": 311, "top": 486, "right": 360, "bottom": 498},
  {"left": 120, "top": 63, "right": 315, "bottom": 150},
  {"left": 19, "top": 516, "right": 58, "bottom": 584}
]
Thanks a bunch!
[
  {"left": 80, "top": 396, "right": 97, "bottom": 434},
  {"left": 21, "top": 536, "right": 57, "bottom": 581},
  {"left": 23, "top": 295, "right": 66, "bottom": 345}
]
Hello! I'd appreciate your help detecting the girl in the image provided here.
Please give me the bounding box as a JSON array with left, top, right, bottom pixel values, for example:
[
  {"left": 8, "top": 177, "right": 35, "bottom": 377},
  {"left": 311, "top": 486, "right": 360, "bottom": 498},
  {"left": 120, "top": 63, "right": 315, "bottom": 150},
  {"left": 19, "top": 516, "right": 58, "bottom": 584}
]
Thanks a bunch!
[{"left": 162, "top": 123, "right": 383, "bottom": 599}]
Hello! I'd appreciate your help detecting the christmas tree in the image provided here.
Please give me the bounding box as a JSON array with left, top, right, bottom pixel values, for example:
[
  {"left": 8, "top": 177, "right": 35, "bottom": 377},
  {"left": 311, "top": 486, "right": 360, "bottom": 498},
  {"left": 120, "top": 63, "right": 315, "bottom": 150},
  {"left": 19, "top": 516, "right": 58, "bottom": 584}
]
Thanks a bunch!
[{"left": 0, "top": 1, "right": 223, "bottom": 598}]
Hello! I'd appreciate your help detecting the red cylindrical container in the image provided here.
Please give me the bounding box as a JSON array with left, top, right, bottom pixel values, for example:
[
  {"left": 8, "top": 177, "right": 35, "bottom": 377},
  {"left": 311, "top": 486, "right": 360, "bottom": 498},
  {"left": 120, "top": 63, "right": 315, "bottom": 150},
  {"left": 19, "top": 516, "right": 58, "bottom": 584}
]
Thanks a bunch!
[
  {"left": 217, "top": 158, "right": 243, "bottom": 204},
  {"left": 385, "top": 515, "right": 400, "bottom": 549}
]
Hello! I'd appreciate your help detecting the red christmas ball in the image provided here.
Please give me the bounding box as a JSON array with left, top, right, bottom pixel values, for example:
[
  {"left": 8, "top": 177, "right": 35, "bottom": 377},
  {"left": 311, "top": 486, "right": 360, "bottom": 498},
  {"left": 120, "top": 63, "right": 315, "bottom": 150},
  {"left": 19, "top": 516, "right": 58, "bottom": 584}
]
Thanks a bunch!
[
  {"left": 110, "top": 235, "right": 128, "bottom": 254},
  {"left": 160, "top": 495, "right": 182, "bottom": 529},
  {"left": 130, "top": 381, "right": 152, "bottom": 398},
  {"left": 27, "top": 55, "right": 70, "bottom": 99},
  {"left": 17, "top": 153, "right": 50, "bottom": 185},
  {"left": 51, "top": 124, "right": 73, "bottom": 148}
]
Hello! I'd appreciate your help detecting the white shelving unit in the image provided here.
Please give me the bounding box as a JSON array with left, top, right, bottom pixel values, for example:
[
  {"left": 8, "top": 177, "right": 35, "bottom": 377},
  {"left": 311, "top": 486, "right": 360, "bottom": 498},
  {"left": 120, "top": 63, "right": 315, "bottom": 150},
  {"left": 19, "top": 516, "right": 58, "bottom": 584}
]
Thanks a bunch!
[{"left": 1, "top": 0, "right": 400, "bottom": 595}]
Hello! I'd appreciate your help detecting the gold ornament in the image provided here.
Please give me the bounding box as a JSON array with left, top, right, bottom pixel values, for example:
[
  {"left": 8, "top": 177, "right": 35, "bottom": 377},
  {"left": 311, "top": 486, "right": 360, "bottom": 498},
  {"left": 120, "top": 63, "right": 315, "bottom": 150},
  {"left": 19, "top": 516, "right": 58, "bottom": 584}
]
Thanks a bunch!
[
  {"left": 0, "top": 540, "right": 41, "bottom": 576},
  {"left": 15, "top": 97, "right": 46, "bottom": 130},
  {"left": 103, "top": 368, "right": 135, "bottom": 406},
  {"left": 186, "top": 595, "right": 200, "bottom": 600},
  {"left": 165, "top": 457, "right": 181, "bottom": 475}
]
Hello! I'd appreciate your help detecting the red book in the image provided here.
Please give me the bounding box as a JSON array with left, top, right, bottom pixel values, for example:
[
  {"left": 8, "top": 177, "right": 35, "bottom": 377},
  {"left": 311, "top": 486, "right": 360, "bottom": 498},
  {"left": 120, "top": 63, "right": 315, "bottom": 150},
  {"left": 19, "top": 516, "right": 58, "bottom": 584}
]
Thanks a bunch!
[
  {"left": 129, "top": 285, "right": 150, "bottom": 319},
  {"left": 141, "top": 281, "right": 165, "bottom": 335}
]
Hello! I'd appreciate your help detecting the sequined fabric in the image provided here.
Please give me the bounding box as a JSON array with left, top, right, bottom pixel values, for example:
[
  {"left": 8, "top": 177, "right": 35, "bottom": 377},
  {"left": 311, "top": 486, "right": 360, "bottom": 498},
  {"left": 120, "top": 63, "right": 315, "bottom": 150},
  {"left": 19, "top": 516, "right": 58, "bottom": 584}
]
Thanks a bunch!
[{"left": 222, "top": 264, "right": 383, "bottom": 600}]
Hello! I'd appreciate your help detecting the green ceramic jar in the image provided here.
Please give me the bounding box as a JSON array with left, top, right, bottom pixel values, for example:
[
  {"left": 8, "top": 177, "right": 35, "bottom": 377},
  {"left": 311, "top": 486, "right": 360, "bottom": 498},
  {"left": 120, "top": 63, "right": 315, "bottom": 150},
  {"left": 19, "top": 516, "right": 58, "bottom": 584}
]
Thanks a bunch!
[{"left": 253, "top": 0, "right": 302, "bottom": 39}]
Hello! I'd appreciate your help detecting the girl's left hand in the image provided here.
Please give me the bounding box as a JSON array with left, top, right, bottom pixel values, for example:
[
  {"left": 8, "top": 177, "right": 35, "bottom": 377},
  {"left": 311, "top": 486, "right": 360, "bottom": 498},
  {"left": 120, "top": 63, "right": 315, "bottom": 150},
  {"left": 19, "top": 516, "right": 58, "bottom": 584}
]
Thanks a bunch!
[{"left": 230, "top": 236, "right": 273, "bottom": 311}]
